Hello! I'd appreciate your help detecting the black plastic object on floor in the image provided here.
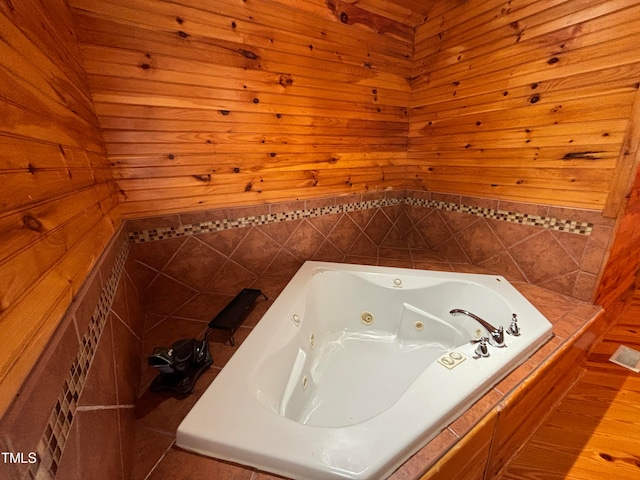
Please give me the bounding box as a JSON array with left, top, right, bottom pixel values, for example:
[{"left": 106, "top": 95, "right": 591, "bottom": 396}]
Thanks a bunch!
[
  {"left": 148, "top": 337, "right": 212, "bottom": 395},
  {"left": 207, "top": 288, "right": 268, "bottom": 346}
]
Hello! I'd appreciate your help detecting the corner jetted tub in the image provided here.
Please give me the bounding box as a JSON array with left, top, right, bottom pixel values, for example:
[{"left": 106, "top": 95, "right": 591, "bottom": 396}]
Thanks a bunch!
[{"left": 177, "top": 261, "right": 553, "bottom": 479}]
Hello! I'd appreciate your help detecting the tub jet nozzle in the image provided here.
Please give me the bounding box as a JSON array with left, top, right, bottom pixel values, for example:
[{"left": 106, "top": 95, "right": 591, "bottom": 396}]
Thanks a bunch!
[{"left": 361, "top": 312, "right": 374, "bottom": 325}]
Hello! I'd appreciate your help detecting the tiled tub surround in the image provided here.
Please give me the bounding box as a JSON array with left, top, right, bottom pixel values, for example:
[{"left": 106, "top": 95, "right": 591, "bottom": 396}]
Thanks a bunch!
[
  {"left": 0, "top": 227, "right": 144, "bottom": 480},
  {"left": 126, "top": 190, "right": 610, "bottom": 479},
  {"left": 130, "top": 261, "right": 603, "bottom": 480}
]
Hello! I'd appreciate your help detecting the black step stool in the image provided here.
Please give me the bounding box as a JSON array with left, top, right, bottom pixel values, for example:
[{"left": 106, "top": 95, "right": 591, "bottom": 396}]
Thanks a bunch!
[{"left": 208, "top": 288, "right": 268, "bottom": 345}]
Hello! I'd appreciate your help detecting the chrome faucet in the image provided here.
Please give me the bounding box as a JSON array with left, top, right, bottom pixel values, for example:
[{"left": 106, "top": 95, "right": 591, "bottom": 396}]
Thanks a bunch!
[{"left": 450, "top": 309, "right": 506, "bottom": 347}]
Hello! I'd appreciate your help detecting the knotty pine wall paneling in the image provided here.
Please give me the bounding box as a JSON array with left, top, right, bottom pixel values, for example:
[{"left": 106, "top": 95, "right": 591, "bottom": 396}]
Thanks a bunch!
[
  {"left": 410, "top": 0, "right": 640, "bottom": 210},
  {"left": 0, "top": 1, "right": 117, "bottom": 417},
  {"left": 68, "top": 0, "right": 419, "bottom": 218}
]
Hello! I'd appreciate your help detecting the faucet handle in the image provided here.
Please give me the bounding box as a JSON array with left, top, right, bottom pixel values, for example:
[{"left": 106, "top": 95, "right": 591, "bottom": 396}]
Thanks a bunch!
[
  {"left": 507, "top": 313, "right": 521, "bottom": 336},
  {"left": 470, "top": 337, "right": 490, "bottom": 358},
  {"left": 492, "top": 325, "right": 506, "bottom": 347}
]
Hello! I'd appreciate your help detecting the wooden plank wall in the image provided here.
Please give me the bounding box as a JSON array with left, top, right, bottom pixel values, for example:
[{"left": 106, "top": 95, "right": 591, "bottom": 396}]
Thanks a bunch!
[
  {"left": 595, "top": 162, "right": 640, "bottom": 309},
  {"left": 0, "top": 1, "right": 117, "bottom": 416},
  {"left": 410, "top": 0, "right": 640, "bottom": 210},
  {"left": 67, "top": 0, "right": 425, "bottom": 217}
]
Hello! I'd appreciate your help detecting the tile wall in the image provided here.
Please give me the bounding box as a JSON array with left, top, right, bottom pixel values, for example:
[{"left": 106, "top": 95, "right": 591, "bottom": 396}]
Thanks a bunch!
[
  {"left": 402, "top": 191, "right": 614, "bottom": 301},
  {"left": 0, "top": 228, "right": 144, "bottom": 480},
  {"left": 128, "top": 190, "right": 613, "bottom": 325}
]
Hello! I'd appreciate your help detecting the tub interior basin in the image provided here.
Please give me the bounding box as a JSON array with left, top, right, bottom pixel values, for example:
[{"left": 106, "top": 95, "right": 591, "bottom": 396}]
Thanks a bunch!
[{"left": 252, "top": 272, "right": 518, "bottom": 427}]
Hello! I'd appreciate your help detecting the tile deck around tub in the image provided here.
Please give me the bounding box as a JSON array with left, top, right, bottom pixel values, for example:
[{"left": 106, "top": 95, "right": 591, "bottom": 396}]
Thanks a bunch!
[{"left": 131, "top": 256, "right": 601, "bottom": 480}]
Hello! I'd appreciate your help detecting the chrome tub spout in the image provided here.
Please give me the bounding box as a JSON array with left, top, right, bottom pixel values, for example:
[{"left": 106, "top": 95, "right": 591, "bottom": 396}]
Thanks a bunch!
[{"left": 450, "top": 309, "right": 505, "bottom": 347}]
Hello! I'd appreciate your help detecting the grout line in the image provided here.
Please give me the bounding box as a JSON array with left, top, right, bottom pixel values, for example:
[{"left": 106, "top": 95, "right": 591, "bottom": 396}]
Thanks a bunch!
[
  {"left": 143, "top": 440, "right": 176, "bottom": 480},
  {"left": 75, "top": 404, "right": 135, "bottom": 412}
]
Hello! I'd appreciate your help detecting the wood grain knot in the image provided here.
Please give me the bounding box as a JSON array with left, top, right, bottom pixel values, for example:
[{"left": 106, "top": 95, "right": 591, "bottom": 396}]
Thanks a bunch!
[
  {"left": 563, "top": 151, "right": 603, "bottom": 160},
  {"left": 240, "top": 49, "right": 258, "bottom": 59},
  {"left": 192, "top": 174, "right": 211, "bottom": 183},
  {"left": 23, "top": 215, "right": 43, "bottom": 232}
]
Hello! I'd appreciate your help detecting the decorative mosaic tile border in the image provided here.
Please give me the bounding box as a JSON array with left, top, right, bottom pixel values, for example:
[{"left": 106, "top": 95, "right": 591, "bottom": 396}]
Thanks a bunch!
[
  {"left": 404, "top": 197, "right": 594, "bottom": 235},
  {"left": 128, "top": 197, "right": 404, "bottom": 243},
  {"left": 27, "top": 239, "right": 130, "bottom": 480},
  {"left": 128, "top": 195, "right": 593, "bottom": 244}
]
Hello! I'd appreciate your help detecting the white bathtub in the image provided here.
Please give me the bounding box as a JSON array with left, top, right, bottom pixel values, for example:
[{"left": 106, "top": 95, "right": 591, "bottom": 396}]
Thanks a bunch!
[{"left": 177, "top": 261, "right": 553, "bottom": 479}]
